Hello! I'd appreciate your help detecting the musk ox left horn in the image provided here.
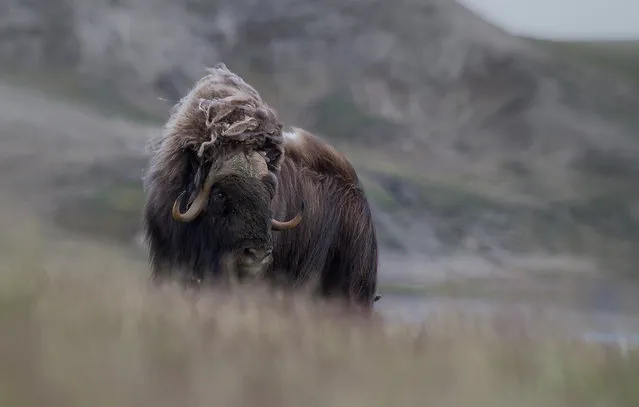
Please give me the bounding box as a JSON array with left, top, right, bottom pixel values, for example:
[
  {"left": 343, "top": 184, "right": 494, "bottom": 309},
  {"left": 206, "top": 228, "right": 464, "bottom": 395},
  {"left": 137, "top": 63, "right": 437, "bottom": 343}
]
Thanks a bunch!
[{"left": 171, "top": 163, "right": 218, "bottom": 222}]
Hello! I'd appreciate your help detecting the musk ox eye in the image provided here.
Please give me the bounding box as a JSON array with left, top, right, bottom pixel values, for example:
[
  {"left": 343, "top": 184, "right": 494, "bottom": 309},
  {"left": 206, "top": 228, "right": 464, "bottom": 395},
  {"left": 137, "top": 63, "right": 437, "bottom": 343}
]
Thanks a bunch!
[{"left": 211, "top": 186, "right": 225, "bottom": 201}]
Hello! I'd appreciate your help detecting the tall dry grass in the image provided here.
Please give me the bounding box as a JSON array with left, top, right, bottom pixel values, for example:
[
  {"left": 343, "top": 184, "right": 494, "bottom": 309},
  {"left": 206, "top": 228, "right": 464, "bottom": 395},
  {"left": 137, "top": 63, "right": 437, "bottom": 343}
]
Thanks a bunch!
[{"left": 1, "top": 202, "right": 639, "bottom": 407}]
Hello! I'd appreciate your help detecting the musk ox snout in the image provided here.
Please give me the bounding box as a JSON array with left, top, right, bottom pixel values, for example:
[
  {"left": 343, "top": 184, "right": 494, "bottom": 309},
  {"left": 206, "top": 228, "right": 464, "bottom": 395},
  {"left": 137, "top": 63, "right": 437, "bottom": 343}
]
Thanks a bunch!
[
  {"left": 242, "top": 246, "right": 273, "bottom": 263},
  {"left": 234, "top": 243, "right": 274, "bottom": 280}
]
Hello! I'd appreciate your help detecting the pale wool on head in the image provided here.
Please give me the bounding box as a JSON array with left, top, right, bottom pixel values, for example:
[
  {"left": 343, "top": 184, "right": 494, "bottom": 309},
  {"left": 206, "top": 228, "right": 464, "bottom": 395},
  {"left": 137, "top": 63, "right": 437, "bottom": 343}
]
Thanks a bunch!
[{"left": 150, "top": 63, "right": 285, "bottom": 181}]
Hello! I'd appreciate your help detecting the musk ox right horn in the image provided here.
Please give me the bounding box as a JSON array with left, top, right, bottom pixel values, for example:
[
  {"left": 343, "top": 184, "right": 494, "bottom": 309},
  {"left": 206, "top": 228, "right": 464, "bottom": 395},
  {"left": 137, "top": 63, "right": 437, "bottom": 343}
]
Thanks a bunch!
[{"left": 271, "top": 201, "right": 304, "bottom": 231}]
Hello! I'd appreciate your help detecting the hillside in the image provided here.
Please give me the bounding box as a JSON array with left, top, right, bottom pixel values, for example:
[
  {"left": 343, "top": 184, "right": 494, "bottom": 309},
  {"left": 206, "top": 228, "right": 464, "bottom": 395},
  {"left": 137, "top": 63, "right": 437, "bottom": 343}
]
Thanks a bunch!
[
  {"left": 530, "top": 39, "right": 639, "bottom": 85},
  {"left": 2, "top": 0, "right": 639, "bottom": 281}
]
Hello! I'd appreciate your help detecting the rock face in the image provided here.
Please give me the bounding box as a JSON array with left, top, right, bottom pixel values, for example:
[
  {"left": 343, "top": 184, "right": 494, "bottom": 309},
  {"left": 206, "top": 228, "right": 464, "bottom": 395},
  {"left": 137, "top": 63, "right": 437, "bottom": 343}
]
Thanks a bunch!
[{"left": 3, "top": 0, "right": 639, "bottom": 273}]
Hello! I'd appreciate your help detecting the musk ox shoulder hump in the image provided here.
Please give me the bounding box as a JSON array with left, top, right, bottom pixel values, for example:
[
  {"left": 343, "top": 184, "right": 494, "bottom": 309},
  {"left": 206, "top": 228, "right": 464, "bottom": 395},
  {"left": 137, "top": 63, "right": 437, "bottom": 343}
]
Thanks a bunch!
[{"left": 282, "top": 127, "right": 359, "bottom": 184}]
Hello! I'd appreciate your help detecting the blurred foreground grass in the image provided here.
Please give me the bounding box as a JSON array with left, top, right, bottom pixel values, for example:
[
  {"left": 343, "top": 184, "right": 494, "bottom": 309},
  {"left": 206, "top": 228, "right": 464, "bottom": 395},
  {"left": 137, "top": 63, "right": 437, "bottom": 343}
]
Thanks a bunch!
[{"left": 1, "top": 201, "right": 639, "bottom": 406}]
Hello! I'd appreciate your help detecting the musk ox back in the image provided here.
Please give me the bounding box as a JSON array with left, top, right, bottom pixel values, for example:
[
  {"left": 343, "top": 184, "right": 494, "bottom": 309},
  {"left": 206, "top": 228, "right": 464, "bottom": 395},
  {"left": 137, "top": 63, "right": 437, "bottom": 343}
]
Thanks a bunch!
[{"left": 142, "top": 63, "right": 379, "bottom": 309}]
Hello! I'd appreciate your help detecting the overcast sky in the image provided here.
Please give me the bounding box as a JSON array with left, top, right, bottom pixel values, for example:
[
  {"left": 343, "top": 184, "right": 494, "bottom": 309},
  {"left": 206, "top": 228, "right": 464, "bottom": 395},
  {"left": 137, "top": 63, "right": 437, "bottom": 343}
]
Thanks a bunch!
[{"left": 457, "top": 0, "right": 639, "bottom": 40}]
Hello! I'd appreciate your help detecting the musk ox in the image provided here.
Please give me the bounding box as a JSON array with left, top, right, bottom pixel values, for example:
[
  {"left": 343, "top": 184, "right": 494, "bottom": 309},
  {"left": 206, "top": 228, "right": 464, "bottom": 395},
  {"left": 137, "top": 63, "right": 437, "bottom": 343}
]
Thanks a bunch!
[{"left": 142, "top": 63, "right": 380, "bottom": 310}]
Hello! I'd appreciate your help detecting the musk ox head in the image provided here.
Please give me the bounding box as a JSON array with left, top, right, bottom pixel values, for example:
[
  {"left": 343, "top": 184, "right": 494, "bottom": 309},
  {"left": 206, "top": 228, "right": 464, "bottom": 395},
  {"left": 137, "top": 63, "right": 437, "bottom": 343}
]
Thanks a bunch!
[{"left": 143, "top": 63, "right": 302, "bottom": 283}]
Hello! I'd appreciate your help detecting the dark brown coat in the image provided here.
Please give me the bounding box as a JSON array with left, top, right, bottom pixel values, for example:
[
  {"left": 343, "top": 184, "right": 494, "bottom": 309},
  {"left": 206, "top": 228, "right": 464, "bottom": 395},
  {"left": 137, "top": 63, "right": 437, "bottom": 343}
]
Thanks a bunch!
[
  {"left": 269, "top": 127, "right": 379, "bottom": 307},
  {"left": 142, "top": 64, "right": 378, "bottom": 310}
]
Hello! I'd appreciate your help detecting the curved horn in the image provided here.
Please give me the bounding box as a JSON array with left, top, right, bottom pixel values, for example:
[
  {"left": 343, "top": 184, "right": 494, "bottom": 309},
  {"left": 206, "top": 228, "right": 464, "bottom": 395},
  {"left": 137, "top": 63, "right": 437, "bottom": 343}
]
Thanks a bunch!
[
  {"left": 271, "top": 201, "right": 304, "bottom": 231},
  {"left": 172, "top": 164, "right": 218, "bottom": 222}
]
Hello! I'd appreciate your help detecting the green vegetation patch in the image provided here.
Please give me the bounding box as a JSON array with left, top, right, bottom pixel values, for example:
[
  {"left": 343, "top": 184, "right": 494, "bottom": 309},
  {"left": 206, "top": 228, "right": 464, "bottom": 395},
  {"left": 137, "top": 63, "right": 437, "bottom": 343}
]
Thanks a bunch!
[
  {"left": 53, "top": 180, "right": 145, "bottom": 243},
  {"left": 309, "top": 90, "right": 407, "bottom": 143},
  {"left": 535, "top": 40, "right": 639, "bottom": 84},
  {"left": 0, "top": 68, "right": 162, "bottom": 124}
]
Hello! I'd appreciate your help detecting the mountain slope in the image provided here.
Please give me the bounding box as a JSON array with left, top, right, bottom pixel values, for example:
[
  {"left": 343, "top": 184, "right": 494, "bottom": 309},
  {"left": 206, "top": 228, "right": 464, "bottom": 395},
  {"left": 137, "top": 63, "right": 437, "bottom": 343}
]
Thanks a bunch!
[{"left": 2, "top": 0, "right": 639, "bottom": 279}]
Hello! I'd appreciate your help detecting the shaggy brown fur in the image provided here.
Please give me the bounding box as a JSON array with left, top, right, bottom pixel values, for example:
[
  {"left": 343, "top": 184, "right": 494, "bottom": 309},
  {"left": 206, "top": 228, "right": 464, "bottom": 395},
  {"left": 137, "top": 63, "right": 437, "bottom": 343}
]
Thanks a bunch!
[
  {"left": 269, "top": 127, "right": 379, "bottom": 308},
  {"left": 142, "top": 64, "right": 379, "bottom": 310}
]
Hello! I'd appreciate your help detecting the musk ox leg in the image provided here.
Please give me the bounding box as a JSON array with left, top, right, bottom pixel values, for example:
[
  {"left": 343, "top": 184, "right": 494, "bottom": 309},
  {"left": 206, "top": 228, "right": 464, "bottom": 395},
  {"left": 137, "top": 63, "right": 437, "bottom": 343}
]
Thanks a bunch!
[{"left": 148, "top": 262, "right": 173, "bottom": 285}]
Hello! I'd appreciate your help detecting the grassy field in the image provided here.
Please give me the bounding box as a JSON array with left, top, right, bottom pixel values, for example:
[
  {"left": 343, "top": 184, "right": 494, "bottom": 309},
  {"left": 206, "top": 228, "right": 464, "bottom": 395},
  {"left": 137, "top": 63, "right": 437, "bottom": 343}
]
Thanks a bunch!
[{"left": 1, "top": 204, "right": 639, "bottom": 407}]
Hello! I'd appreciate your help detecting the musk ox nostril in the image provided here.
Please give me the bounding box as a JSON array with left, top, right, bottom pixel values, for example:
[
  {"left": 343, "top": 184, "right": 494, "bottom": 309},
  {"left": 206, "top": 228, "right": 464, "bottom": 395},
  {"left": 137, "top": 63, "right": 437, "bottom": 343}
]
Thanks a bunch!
[{"left": 243, "top": 247, "right": 272, "bottom": 262}]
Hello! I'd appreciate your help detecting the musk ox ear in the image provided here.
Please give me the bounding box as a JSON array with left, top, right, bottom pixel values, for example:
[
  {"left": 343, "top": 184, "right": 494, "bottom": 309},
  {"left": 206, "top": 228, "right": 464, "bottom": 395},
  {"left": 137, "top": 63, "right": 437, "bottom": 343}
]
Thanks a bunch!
[
  {"left": 260, "top": 139, "right": 284, "bottom": 173},
  {"left": 262, "top": 171, "right": 278, "bottom": 197}
]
